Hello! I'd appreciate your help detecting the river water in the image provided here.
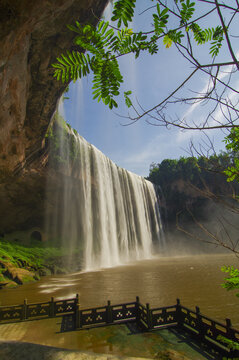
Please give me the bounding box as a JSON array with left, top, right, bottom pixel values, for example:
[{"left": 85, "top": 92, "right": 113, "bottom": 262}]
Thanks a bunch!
[{"left": 1, "top": 254, "right": 239, "bottom": 328}]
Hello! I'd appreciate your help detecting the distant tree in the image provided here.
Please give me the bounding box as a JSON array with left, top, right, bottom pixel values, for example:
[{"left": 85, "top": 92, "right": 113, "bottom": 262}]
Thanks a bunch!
[
  {"left": 224, "top": 127, "right": 239, "bottom": 182},
  {"left": 148, "top": 154, "right": 239, "bottom": 255}
]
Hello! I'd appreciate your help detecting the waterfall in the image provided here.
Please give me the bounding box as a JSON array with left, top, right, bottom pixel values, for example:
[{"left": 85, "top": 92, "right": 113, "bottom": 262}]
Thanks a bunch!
[{"left": 45, "top": 118, "right": 164, "bottom": 271}]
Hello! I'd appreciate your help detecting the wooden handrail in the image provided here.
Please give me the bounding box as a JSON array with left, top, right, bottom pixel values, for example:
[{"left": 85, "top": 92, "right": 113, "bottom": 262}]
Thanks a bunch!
[{"left": 0, "top": 295, "right": 238, "bottom": 357}]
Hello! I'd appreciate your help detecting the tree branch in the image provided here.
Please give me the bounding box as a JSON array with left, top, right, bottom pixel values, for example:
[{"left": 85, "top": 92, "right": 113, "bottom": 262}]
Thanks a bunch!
[{"left": 215, "top": 0, "right": 239, "bottom": 70}]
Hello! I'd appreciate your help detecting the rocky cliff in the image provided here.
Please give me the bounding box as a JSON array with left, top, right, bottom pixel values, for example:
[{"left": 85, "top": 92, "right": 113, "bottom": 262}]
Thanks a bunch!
[{"left": 0, "top": 0, "right": 108, "bottom": 235}]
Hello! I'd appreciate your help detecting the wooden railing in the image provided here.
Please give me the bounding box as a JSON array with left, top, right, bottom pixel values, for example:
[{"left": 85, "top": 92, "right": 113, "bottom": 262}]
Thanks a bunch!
[
  {"left": 77, "top": 300, "right": 137, "bottom": 328},
  {"left": 0, "top": 295, "right": 238, "bottom": 357},
  {"left": 0, "top": 295, "right": 78, "bottom": 322}
]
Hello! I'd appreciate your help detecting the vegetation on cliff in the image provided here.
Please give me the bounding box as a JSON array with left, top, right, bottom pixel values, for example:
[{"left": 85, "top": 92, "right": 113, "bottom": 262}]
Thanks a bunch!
[
  {"left": 147, "top": 153, "right": 238, "bottom": 224},
  {"left": 46, "top": 112, "right": 80, "bottom": 169},
  {"left": 0, "top": 236, "right": 81, "bottom": 287}
]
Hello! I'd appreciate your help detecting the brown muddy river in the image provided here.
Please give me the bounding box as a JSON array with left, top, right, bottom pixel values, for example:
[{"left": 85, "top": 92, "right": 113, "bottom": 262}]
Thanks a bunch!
[{"left": 1, "top": 254, "right": 239, "bottom": 328}]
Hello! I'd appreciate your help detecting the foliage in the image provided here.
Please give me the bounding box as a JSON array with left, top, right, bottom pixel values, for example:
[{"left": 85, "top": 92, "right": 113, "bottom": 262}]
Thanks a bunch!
[
  {"left": 148, "top": 153, "right": 232, "bottom": 189},
  {"left": 52, "top": 0, "right": 227, "bottom": 110},
  {"left": 0, "top": 239, "right": 66, "bottom": 270},
  {"left": 223, "top": 128, "right": 239, "bottom": 183},
  {"left": 221, "top": 266, "right": 239, "bottom": 298},
  {"left": 147, "top": 153, "right": 236, "bottom": 224},
  {"left": 63, "top": 84, "right": 70, "bottom": 101},
  {"left": 46, "top": 112, "right": 80, "bottom": 167},
  {"left": 111, "top": 0, "right": 136, "bottom": 27},
  {"left": 218, "top": 334, "right": 239, "bottom": 352}
]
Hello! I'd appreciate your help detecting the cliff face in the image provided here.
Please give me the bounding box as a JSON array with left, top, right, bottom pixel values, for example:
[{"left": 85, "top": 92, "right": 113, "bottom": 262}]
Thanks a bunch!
[{"left": 0, "top": 0, "right": 108, "bottom": 234}]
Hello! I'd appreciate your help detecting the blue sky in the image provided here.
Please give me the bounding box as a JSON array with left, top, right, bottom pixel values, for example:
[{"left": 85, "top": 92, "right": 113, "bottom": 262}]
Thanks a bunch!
[{"left": 61, "top": 1, "right": 237, "bottom": 177}]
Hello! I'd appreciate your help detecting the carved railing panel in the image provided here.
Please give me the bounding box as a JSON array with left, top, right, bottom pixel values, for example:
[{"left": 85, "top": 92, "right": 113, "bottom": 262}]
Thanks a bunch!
[
  {"left": 54, "top": 298, "right": 76, "bottom": 316},
  {"left": 27, "top": 302, "right": 50, "bottom": 318},
  {"left": 180, "top": 307, "right": 199, "bottom": 334},
  {"left": 0, "top": 305, "right": 23, "bottom": 322},
  {"left": 179, "top": 304, "right": 239, "bottom": 357},
  {"left": 138, "top": 303, "right": 148, "bottom": 329},
  {"left": 112, "top": 302, "right": 136, "bottom": 323},
  {"left": 151, "top": 305, "right": 177, "bottom": 328},
  {"left": 80, "top": 306, "right": 107, "bottom": 327},
  {"left": 201, "top": 315, "right": 239, "bottom": 349}
]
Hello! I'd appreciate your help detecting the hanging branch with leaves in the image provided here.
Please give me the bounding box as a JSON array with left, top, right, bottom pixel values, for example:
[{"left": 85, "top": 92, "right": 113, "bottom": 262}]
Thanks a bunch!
[{"left": 52, "top": 0, "right": 236, "bottom": 117}]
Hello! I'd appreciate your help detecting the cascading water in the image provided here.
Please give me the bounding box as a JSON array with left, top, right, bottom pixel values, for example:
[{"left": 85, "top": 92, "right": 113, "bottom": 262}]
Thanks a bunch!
[
  {"left": 43, "top": 0, "right": 166, "bottom": 271},
  {"left": 45, "top": 117, "right": 164, "bottom": 271}
]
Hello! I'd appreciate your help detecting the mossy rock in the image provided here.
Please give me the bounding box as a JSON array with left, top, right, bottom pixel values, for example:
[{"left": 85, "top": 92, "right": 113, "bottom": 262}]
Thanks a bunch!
[
  {"left": 46, "top": 264, "right": 56, "bottom": 274},
  {"left": 33, "top": 273, "right": 40, "bottom": 281},
  {"left": 2, "top": 262, "right": 36, "bottom": 284},
  {"left": 21, "top": 274, "right": 36, "bottom": 284},
  {"left": 0, "top": 273, "right": 7, "bottom": 282},
  {"left": 0, "top": 239, "right": 82, "bottom": 286},
  {"left": 5, "top": 280, "right": 18, "bottom": 288},
  {"left": 55, "top": 266, "right": 68, "bottom": 275},
  {"left": 38, "top": 268, "right": 52, "bottom": 277}
]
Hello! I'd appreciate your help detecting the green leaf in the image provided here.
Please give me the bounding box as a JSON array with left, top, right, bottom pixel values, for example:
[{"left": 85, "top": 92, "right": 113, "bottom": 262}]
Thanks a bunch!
[
  {"left": 163, "top": 34, "right": 173, "bottom": 48},
  {"left": 97, "top": 20, "right": 104, "bottom": 32},
  {"left": 180, "top": 0, "right": 195, "bottom": 23},
  {"left": 124, "top": 90, "right": 132, "bottom": 96},
  {"left": 221, "top": 266, "right": 239, "bottom": 296},
  {"left": 124, "top": 90, "right": 132, "bottom": 108},
  {"left": 111, "top": 0, "right": 136, "bottom": 28},
  {"left": 101, "top": 21, "right": 109, "bottom": 35}
]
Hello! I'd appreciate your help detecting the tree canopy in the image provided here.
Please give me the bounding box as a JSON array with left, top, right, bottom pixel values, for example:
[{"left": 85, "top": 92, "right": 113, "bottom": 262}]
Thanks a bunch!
[{"left": 147, "top": 153, "right": 236, "bottom": 222}]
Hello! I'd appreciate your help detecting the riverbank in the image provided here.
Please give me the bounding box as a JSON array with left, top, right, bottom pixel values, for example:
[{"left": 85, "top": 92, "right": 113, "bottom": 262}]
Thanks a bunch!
[{"left": 0, "top": 239, "right": 82, "bottom": 288}]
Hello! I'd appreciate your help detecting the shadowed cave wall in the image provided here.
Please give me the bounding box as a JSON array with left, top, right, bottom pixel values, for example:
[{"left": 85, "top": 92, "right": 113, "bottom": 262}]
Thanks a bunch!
[{"left": 0, "top": 0, "right": 108, "bottom": 235}]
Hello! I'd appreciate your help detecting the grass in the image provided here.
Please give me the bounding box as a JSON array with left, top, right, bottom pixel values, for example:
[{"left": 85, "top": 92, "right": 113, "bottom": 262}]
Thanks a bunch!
[{"left": 0, "top": 238, "right": 78, "bottom": 270}]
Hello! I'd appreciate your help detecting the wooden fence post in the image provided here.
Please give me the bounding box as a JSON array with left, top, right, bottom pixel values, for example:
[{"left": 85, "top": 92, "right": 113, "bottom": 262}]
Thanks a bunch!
[
  {"left": 75, "top": 294, "right": 79, "bottom": 329},
  {"left": 75, "top": 294, "right": 79, "bottom": 304},
  {"left": 176, "top": 298, "right": 182, "bottom": 327},
  {"left": 146, "top": 303, "right": 152, "bottom": 330},
  {"left": 50, "top": 297, "right": 55, "bottom": 317},
  {"left": 225, "top": 318, "right": 238, "bottom": 358},
  {"left": 107, "top": 300, "right": 112, "bottom": 324},
  {"left": 226, "top": 318, "right": 233, "bottom": 339},
  {"left": 136, "top": 296, "right": 140, "bottom": 325},
  {"left": 78, "top": 310, "right": 82, "bottom": 329},
  {"left": 195, "top": 306, "right": 204, "bottom": 342},
  {"left": 22, "top": 299, "right": 27, "bottom": 320}
]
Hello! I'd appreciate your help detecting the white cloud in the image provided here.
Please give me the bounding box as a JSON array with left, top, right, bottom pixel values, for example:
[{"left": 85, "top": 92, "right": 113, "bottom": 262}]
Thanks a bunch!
[
  {"left": 212, "top": 79, "right": 239, "bottom": 124},
  {"left": 113, "top": 130, "right": 186, "bottom": 176},
  {"left": 183, "top": 52, "right": 239, "bottom": 122}
]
